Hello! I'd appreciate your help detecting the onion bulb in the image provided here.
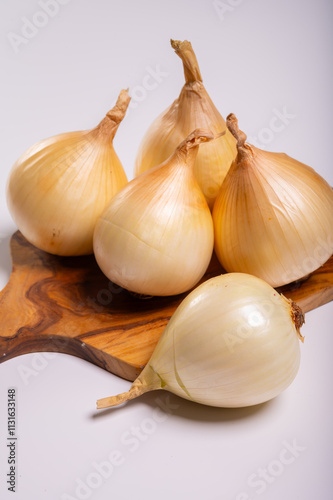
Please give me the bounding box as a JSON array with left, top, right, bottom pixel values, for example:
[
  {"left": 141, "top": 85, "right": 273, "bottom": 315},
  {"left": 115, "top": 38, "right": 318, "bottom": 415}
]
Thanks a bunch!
[
  {"left": 97, "top": 273, "right": 304, "bottom": 409},
  {"left": 213, "top": 114, "right": 333, "bottom": 287},
  {"left": 93, "top": 129, "right": 215, "bottom": 297},
  {"left": 6, "top": 89, "right": 130, "bottom": 256},
  {"left": 134, "top": 39, "right": 237, "bottom": 209}
]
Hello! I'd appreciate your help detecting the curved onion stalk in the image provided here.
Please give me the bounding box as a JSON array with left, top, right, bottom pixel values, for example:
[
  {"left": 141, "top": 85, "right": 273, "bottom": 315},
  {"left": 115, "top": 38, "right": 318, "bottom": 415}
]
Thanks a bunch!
[
  {"left": 93, "top": 129, "right": 215, "bottom": 297},
  {"left": 97, "top": 273, "right": 304, "bottom": 409},
  {"left": 134, "top": 39, "right": 237, "bottom": 209},
  {"left": 6, "top": 89, "right": 130, "bottom": 256},
  {"left": 213, "top": 114, "right": 333, "bottom": 287}
]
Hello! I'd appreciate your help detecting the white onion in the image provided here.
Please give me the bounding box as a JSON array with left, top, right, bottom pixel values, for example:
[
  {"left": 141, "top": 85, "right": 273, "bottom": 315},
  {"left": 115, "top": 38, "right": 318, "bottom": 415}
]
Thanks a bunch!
[{"left": 97, "top": 273, "right": 304, "bottom": 409}]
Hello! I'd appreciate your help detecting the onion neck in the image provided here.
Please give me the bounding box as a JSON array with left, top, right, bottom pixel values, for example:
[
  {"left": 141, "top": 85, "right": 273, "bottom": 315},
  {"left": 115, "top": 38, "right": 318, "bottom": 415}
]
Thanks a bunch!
[
  {"left": 171, "top": 39, "right": 203, "bottom": 84},
  {"left": 96, "top": 364, "right": 163, "bottom": 410},
  {"left": 96, "top": 379, "right": 151, "bottom": 409},
  {"left": 175, "top": 128, "right": 214, "bottom": 166},
  {"left": 106, "top": 88, "right": 131, "bottom": 126},
  {"left": 90, "top": 89, "right": 131, "bottom": 143},
  {"left": 176, "top": 145, "right": 200, "bottom": 168},
  {"left": 289, "top": 299, "right": 305, "bottom": 342},
  {"left": 226, "top": 113, "right": 253, "bottom": 163}
]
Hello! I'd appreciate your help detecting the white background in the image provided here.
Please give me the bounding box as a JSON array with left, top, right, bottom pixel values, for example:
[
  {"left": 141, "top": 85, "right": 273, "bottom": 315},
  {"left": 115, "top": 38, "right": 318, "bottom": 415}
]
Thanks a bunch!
[{"left": 0, "top": 0, "right": 332, "bottom": 499}]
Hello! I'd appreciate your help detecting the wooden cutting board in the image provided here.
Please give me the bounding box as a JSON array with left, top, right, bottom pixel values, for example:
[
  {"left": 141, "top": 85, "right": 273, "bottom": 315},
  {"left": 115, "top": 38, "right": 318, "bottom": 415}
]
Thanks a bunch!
[{"left": 0, "top": 231, "right": 332, "bottom": 382}]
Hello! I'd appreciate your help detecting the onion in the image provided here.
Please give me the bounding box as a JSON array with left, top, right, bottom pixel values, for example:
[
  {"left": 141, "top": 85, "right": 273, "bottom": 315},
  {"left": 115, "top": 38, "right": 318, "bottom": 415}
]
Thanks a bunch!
[
  {"left": 213, "top": 113, "right": 333, "bottom": 286},
  {"left": 97, "top": 273, "right": 304, "bottom": 409},
  {"left": 93, "top": 129, "right": 215, "bottom": 297}
]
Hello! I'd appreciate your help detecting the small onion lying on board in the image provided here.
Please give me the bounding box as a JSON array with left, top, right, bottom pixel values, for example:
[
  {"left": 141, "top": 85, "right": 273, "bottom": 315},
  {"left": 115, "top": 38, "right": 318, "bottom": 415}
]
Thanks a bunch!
[{"left": 97, "top": 273, "right": 304, "bottom": 410}]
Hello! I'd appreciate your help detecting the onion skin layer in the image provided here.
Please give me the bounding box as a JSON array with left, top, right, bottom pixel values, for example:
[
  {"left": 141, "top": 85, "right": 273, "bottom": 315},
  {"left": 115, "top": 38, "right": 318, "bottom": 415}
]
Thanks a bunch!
[
  {"left": 97, "top": 273, "right": 303, "bottom": 409},
  {"left": 134, "top": 39, "right": 237, "bottom": 209},
  {"left": 213, "top": 114, "right": 333, "bottom": 287},
  {"left": 6, "top": 90, "right": 130, "bottom": 256},
  {"left": 93, "top": 130, "right": 215, "bottom": 297}
]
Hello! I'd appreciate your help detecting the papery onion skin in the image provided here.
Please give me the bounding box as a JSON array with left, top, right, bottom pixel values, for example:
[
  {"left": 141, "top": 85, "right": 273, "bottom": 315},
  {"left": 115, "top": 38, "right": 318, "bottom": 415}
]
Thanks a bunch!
[
  {"left": 6, "top": 89, "right": 130, "bottom": 256},
  {"left": 97, "top": 273, "right": 304, "bottom": 409},
  {"left": 213, "top": 113, "right": 333, "bottom": 287},
  {"left": 93, "top": 129, "right": 215, "bottom": 297},
  {"left": 134, "top": 39, "right": 237, "bottom": 209}
]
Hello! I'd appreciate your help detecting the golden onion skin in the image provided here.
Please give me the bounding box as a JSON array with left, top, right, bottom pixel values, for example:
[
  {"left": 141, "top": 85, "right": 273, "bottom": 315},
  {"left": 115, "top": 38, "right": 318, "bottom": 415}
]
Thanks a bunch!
[
  {"left": 6, "top": 90, "right": 130, "bottom": 256},
  {"left": 134, "top": 40, "right": 237, "bottom": 209},
  {"left": 213, "top": 114, "right": 333, "bottom": 287}
]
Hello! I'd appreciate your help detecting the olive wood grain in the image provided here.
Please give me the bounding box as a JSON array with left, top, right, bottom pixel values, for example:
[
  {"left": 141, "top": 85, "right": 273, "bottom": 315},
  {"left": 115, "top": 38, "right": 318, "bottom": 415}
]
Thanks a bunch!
[{"left": 0, "top": 231, "right": 332, "bottom": 381}]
